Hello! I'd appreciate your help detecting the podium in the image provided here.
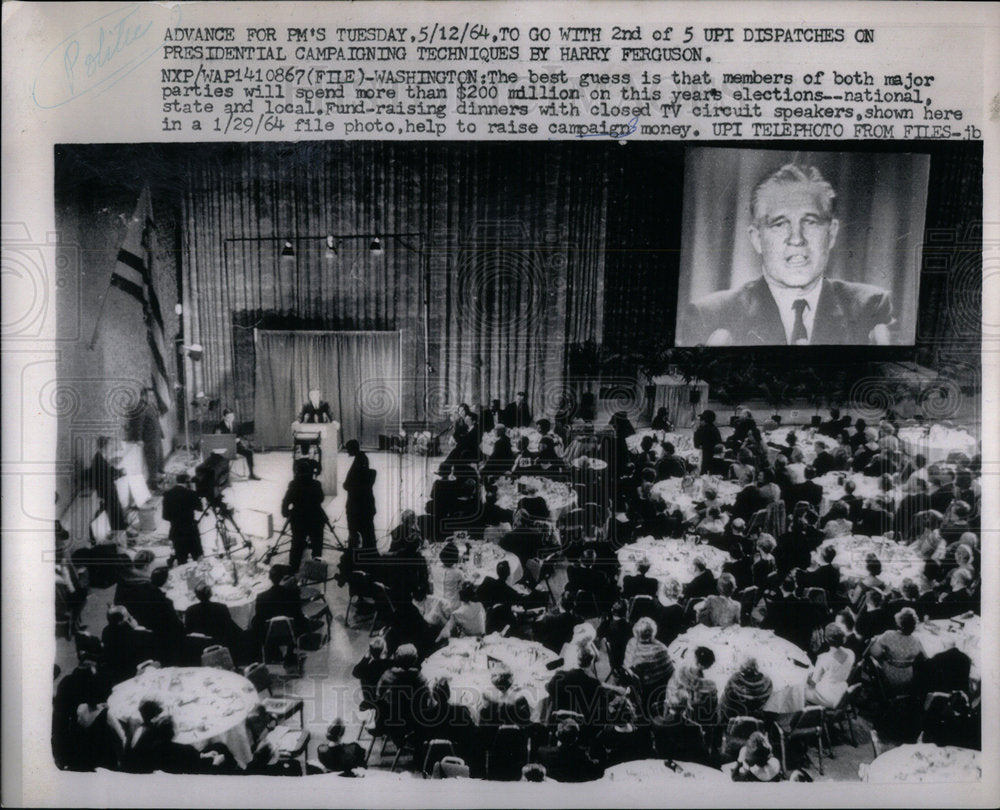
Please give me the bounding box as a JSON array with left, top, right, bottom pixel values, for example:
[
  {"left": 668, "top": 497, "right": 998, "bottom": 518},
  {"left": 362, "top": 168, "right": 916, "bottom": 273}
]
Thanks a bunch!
[{"left": 291, "top": 420, "right": 339, "bottom": 495}]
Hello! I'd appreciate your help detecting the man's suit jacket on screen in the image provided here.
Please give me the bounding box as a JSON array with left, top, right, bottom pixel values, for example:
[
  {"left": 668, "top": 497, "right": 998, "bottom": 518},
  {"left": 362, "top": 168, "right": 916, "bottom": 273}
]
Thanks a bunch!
[{"left": 683, "top": 277, "right": 893, "bottom": 346}]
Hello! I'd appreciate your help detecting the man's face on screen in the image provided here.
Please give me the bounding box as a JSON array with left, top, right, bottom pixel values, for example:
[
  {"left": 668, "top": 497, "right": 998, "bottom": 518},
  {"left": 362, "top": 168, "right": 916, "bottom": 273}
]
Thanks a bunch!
[{"left": 749, "top": 181, "right": 839, "bottom": 291}]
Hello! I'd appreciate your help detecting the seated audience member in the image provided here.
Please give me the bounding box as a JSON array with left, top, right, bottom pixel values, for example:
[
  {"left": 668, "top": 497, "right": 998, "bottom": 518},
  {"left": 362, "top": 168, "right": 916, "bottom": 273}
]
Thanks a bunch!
[
  {"left": 437, "top": 541, "right": 463, "bottom": 608},
  {"left": 731, "top": 731, "right": 781, "bottom": 782},
  {"left": 670, "top": 646, "right": 719, "bottom": 729},
  {"left": 102, "top": 605, "right": 152, "bottom": 684},
  {"left": 252, "top": 564, "right": 323, "bottom": 645},
  {"left": 536, "top": 719, "right": 605, "bottom": 783},
  {"left": 387, "top": 510, "right": 422, "bottom": 555},
  {"left": 623, "top": 618, "right": 674, "bottom": 710},
  {"left": 809, "top": 545, "right": 842, "bottom": 603},
  {"left": 695, "top": 506, "right": 727, "bottom": 544},
  {"left": 719, "top": 658, "right": 773, "bottom": 722},
  {"left": 651, "top": 407, "right": 673, "bottom": 431},
  {"left": 683, "top": 557, "right": 717, "bottom": 602},
  {"left": 705, "top": 444, "right": 731, "bottom": 477},
  {"left": 806, "top": 623, "right": 855, "bottom": 708},
  {"left": 352, "top": 636, "right": 392, "bottom": 710},
  {"left": 868, "top": 607, "right": 926, "bottom": 695},
  {"left": 412, "top": 581, "right": 450, "bottom": 635},
  {"left": 215, "top": 408, "right": 260, "bottom": 479},
  {"left": 437, "top": 581, "right": 486, "bottom": 640},
  {"left": 51, "top": 653, "right": 115, "bottom": 771},
  {"left": 652, "top": 689, "right": 711, "bottom": 765},
  {"left": 478, "top": 668, "right": 533, "bottom": 755},
  {"left": 141, "top": 566, "right": 185, "bottom": 664},
  {"left": 934, "top": 567, "right": 978, "bottom": 618},
  {"left": 532, "top": 591, "right": 581, "bottom": 654},
  {"left": 762, "top": 575, "right": 811, "bottom": 651},
  {"left": 653, "top": 579, "right": 687, "bottom": 647},
  {"left": 184, "top": 582, "right": 247, "bottom": 662},
  {"left": 316, "top": 718, "right": 365, "bottom": 776},
  {"left": 594, "top": 694, "right": 653, "bottom": 767},
  {"left": 698, "top": 573, "right": 741, "bottom": 628},
  {"left": 855, "top": 589, "right": 893, "bottom": 640},
  {"left": 597, "top": 600, "right": 632, "bottom": 671},
  {"left": 721, "top": 543, "right": 752, "bottom": 592},
  {"left": 656, "top": 442, "right": 687, "bottom": 480},
  {"left": 113, "top": 550, "right": 158, "bottom": 623},
  {"left": 820, "top": 500, "right": 854, "bottom": 539},
  {"left": 856, "top": 496, "right": 894, "bottom": 538},
  {"left": 834, "top": 609, "right": 867, "bottom": 660},
  {"left": 850, "top": 555, "right": 887, "bottom": 606},
  {"left": 546, "top": 644, "right": 605, "bottom": 725},
  {"left": 375, "top": 644, "right": 439, "bottom": 747},
  {"left": 116, "top": 701, "right": 206, "bottom": 774},
  {"left": 622, "top": 557, "right": 658, "bottom": 599},
  {"left": 751, "top": 534, "right": 778, "bottom": 589}
]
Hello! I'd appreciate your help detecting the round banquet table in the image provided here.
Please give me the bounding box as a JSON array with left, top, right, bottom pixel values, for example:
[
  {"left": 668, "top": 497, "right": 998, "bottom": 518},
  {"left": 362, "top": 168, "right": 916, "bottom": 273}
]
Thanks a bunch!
[
  {"left": 423, "top": 540, "right": 524, "bottom": 595},
  {"left": 814, "top": 535, "right": 926, "bottom": 593},
  {"left": 617, "top": 537, "right": 729, "bottom": 593},
  {"left": 863, "top": 744, "right": 981, "bottom": 783},
  {"left": 814, "top": 472, "right": 902, "bottom": 514},
  {"left": 762, "top": 429, "right": 823, "bottom": 465},
  {"left": 481, "top": 427, "right": 544, "bottom": 456},
  {"left": 107, "top": 666, "right": 258, "bottom": 767},
  {"left": 603, "top": 758, "right": 728, "bottom": 784},
  {"left": 163, "top": 557, "right": 271, "bottom": 629},
  {"left": 913, "top": 614, "right": 981, "bottom": 682},
  {"left": 897, "top": 425, "right": 978, "bottom": 464},
  {"left": 650, "top": 476, "right": 742, "bottom": 521},
  {"left": 667, "top": 625, "right": 812, "bottom": 715},
  {"left": 494, "top": 475, "right": 577, "bottom": 521},
  {"left": 626, "top": 430, "right": 693, "bottom": 455},
  {"left": 421, "top": 634, "right": 558, "bottom": 722},
  {"left": 571, "top": 455, "right": 608, "bottom": 471}
]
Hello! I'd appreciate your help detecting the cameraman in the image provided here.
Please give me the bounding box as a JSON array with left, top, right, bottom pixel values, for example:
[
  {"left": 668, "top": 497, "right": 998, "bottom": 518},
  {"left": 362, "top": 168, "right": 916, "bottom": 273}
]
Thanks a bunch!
[
  {"left": 161, "top": 472, "right": 203, "bottom": 564},
  {"left": 281, "top": 458, "right": 327, "bottom": 572}
]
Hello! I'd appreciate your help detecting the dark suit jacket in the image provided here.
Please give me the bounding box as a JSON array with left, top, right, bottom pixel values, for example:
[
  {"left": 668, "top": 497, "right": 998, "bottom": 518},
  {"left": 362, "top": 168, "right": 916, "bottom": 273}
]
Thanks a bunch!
[
  {"left": 184, "top": 601, "right": 244, "bottom": 647},
  {"left": 252, "top": 584, "right": 308, "bottom": 638},
  {"left": 683, "top": 277, "right": 893, "bottom": 346},
  {"left": 622, "top": 573, "right": 659, "bottom": 599},
  {"left": 298, "top": 401, "right": 333, "bottom": 423},
  {"left": 343, "top": 453, "right": 376, "bottom": 517},
  {"left": 502, "top": 402, "right": 533, "bottom": 428},
  {"left": 546, "top": 668, "right": 605, "bottom": 721}
]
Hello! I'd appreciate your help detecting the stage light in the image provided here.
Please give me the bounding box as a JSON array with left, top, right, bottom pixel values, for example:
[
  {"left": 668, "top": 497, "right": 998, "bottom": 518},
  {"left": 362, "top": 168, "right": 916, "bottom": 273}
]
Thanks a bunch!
[
  {"left": 369, "top": 236, "right": 383, "bottom": 255},
  {"left": 281, "top": 240, "right": 295, "bottom": 257},
  {"left": 325, "top": 235, "right": 338, "bottom": 258}
]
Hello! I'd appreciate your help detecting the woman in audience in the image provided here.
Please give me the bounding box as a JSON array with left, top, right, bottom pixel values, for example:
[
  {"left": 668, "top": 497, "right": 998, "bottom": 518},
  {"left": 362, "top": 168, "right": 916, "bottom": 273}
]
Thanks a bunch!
[
  {"left": 752, "top": 533, "right": 778, "bottom": 589},
  {"left": 654, "top": 579, "right": 687, "bottom": 646},
  {"left": 850, "top": 554, "right": 886, "bottom": 607},
  {"left": 868, "top": 607, "right": 926, "bottom": 694},
  {"left": 731, "top": 731, "right": 781, "bottom": 782},
  {"left": 316, "top": 718, "right": 365, "bottom": 776},
  {"left": 670, "top": 646, "right": 719, "bottom": 729},
  {"left": 352, "top": 635, "right": 392, "bottom": 710},
  {"left": 651, "top": 688, "right": 711, "bottom": 765},
  {"left": 910, "top": 510, "right": 947, "bottom": 562},
  {"left": 806, "top": 623, "right": 855, "bottom": 708},
  {"left": 821, "top": 500, "right": 854, "bottom": 538},
  {"left": 438, "top": 542, "right": 463, "bottom": 609},
  {"left": 438, "top": 581, "right": 486, "bottom": 640},
  {"left": 623, "top": 618, "right": 674, "bottom": 709},
  {"left": 719, "top": 658, "right": 773, "bottom": 722},
  {"left": 698, "top": 573, "right": 741, "bottom": 628}
]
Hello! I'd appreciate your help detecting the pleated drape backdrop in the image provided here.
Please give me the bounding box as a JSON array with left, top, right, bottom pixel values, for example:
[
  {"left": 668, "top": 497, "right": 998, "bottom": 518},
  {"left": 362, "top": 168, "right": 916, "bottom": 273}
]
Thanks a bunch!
[
  {"left": 254, "top": 331, "right": 400, "bottom": 448},
  {"left": 181, "top": 142, "right": 608, "bottom": 439}
]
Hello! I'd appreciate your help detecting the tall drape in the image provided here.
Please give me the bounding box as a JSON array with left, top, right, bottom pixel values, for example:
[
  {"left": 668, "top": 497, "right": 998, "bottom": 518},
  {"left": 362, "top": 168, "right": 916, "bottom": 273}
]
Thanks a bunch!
[
  {"left": 180, "top": 142, "right": 609, "bottom": 426},
  {"left": 254, "top": 330, "right": 400, "bottom": 448},
  {"left": 676, "top": 148, "right": 930, "bottom": 345}
]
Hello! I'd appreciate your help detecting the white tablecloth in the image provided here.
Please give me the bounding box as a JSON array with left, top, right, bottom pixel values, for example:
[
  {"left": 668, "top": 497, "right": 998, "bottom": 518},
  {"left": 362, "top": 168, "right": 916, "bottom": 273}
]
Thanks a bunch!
[
  {"left": 108, "top": 666, "right": 257, "bottom": 767},
  {"left": 494, "top": 475, "right": 577, "bottom": 520},
  {"left": 864, "top": 744, "right": 981, "bottom": 783},
  {"left": 762, "top": 429, "right": 823, "bottom": 464},
  {"left": 617, "top": 537, "right": 729, "bottom": 592},
  {"left": 815, "top": 472, "right": 902, "bottom": 512},
  {"left": 481, "top": 427, "right": 544, "bottom": 456},
  {"left": 626, "top": 430, "right": 693, "bottom": 455},
  {"left": 897, "top": 426, "right": 978, "bottom": 464},
  {"left": 603, "top": 758, "right": 728, "bottom": 783},
  {"left": 815, "top": 535, "right": 926, "bottom": 593},
  {"left": 422, "top": 634, "right": 558, "bottom": 722},
  {"left": 164, "top": 557, "right": 270, "bottom": 629},
  {"left": 667, "top": 626, "right": 811, "bottom": 715},
  {"left": 423, "top": 540, "right": 523, "bottom": 595},
  {"left": 650, "top": 477, "right": 742, "bottom": 521},
  {"left": 913, "top": 615, "right": 981, "bottom": 682}
]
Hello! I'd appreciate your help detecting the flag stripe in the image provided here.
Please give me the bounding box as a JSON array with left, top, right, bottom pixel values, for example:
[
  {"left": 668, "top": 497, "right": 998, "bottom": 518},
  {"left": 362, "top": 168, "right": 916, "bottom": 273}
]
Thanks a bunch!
[{"left": 109, "top": 273, "right": 145, "bottom": 303}]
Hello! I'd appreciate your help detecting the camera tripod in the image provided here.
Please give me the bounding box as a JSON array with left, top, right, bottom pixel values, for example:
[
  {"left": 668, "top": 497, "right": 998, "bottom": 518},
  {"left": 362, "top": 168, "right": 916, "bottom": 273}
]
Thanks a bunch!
[
  {"left": 261, "top": 511, "right": 348, "bottom": 567},
  {"left": 199, "top": 499, "right": 253, "bottom": 559}
]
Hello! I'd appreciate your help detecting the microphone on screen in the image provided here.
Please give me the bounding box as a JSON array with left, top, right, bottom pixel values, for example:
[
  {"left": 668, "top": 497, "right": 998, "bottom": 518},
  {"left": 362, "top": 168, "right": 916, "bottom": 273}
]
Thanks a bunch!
[{"left": 705, "top": 328, "right": 733, "bottom": 346}]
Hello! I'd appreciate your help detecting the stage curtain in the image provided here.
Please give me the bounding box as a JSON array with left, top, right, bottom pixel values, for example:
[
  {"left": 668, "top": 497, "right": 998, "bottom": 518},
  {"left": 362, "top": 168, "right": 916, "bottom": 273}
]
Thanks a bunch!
[
  {"left": 254, "top": 330, "right": 400, "bottom": 448},
  {"left": 180, "top": 142, "right": 608, "bottom": 427}
]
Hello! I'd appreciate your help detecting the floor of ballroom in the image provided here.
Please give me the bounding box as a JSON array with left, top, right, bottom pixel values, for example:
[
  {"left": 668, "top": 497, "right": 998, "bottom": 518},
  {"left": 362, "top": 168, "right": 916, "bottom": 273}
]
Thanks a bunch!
[{"left": 56, "top": 446, "right": 884, "bottom": 780}]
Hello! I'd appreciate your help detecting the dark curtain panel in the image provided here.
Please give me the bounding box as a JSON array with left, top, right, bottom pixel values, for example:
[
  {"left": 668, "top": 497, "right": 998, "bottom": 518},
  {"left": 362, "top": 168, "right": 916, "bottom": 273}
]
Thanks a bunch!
[
  {"left": 181, "top": 142, "right": 608, "bottom": 425},
  {"left": 254, "top": 330, "right": 400, "bottom": 448}
]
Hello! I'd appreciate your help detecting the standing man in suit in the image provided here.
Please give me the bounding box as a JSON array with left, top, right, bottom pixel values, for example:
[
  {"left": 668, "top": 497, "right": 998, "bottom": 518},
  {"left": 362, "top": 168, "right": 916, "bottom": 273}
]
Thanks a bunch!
[
  {"left": 161, "top": 472, "right": 203, "bottom": 564},
  {"left": 215, "top": 408, "right": 260, "bottom": 480},
  {"left": 683, "top": 163, "right": 894, "bottom": 346},
  {"left": 693, "top": 410, "right": 722, "bottom": 475},
  {"left": 480, "top": 398, "right": 503, "bottom": 433},
  {"left": 344, "top": 439, "right": 377, "bottom": 549},
  {"left": 281, "top": 458, "right": 327, "bottom": 571},
  {"left": 502, "top": 391, "right": 533, "bottom": 429},
  {"left": 298, "top": 388, "right": 333, "bottom": 424}
]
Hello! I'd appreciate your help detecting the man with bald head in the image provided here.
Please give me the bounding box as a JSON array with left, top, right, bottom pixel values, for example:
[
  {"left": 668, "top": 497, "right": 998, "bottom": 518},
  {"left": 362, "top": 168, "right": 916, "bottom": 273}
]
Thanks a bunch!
[{"left": 683, "top": 163, "right": 894, "bottom": 346}]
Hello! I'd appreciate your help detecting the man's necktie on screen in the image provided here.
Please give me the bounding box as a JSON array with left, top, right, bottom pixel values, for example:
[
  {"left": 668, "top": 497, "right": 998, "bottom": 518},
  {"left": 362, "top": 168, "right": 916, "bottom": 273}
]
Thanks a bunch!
[{"left": 791, "top": 298, "right": 809, "bottom": 344}]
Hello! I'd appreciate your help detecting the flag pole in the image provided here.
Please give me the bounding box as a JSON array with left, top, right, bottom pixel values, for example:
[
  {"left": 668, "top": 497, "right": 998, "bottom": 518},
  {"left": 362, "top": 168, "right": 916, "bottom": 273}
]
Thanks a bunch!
[{"left": 87, "top": 278, "right": 114, "bottom": 350}]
